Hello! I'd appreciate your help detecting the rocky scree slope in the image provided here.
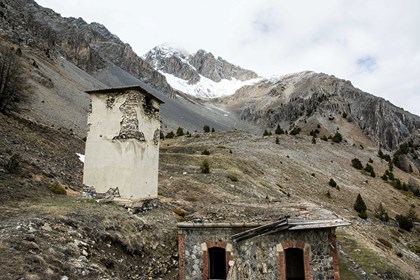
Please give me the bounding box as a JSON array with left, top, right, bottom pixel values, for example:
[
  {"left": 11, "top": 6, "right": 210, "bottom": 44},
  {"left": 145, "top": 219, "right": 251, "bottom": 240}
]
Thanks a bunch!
[
  {"left": 144, "top": 45, "right": 260, "bottom": 98},
  {"left": 0, "top": 0, "right": 178, "bottom": 98},
  {"left": 223, "top": 71, "right": 420, "bottom": 152}
]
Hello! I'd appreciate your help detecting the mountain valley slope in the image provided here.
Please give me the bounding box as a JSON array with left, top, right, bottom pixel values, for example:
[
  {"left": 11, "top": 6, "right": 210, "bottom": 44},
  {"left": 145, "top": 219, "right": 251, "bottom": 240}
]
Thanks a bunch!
[
  {"left": 1, "top": 113, "right": 420, "bottom": 279},
  {"left": 0, "top": 0, "right": 419, "bottom": 279}
]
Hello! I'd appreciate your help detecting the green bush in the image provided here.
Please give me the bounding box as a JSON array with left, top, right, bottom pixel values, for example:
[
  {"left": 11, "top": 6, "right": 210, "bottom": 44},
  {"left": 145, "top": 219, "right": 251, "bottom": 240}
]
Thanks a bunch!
[
  {"left": 395, "top": 208, "right": 417, "bottom": 231},
  {"left": 329, "top": 178, "right": 338, "bottom": 188},
  {"left": 201, "top": 148, "right": 210, "bottom": 155},
  {"left": 388, "top": 161, "right": 393, "bottom": 172},
  {"left": 392, "top": 178, "right": 402, "bottom": 190},
  {"left": 358, "top": 210, "right": 368, "bottom": 219},
  {"left": 351, "top": 158, "right": 363, "bottom": 169},
  {"left": 200, "top": 159, "right": 210, "bottom": 174},
  {"left": 364, "top": 163, "right": 376, "bottom": 177},
  {"left": 165, "top": 131, "right": 175, "bottom": 139},
  {"left": 374, "top": 203, "right": 389, "bottom": 222},
  {"left": 48, "top": 182, "right": 67, "bottom": 195},
  {"left": 211, "top": 128, "right": 215, "bottom": 132},
  {"left": 354, "top": 193, "right": 367, "bottom": 213},
  {"left": 364, "top": 163, "right": 373, "bottom": 173},
  {"left": 321, "top": 135, "right": 328, "bottom": 141},
  {"left": 326, "top": 190, "right": 331, "bottom": 198},
  {"left": 378, "top": 149, "right": 392, "bottom": 162},
  {"left": 290, "top": 127, "right": 301, "bottom": 135},
  {"left": 332, "top": 132, "right": 343, "bottom": 143},
  {"left": 396, "top": 214, "right": 413, "bottom": 231},
  {"left": 275, "top": 136, "right": 280, "bottom": 144},
  {"left": 203, "top": 125, "right": 210, "bottom": 133},
  {"left": 226, "top": 173, "right": 238, "bottom": 182},
  {"left": 263, "top": 130, "right": 272, "bottom": 136},
  {"left": 386, "top": 169, "right": 395, "bottom": 181},
  {"left": 176, "top": 127, "right": 184, "bottom": 136},
  {"left": 3, "top": 154, "right": 21, "bottom": 173}
]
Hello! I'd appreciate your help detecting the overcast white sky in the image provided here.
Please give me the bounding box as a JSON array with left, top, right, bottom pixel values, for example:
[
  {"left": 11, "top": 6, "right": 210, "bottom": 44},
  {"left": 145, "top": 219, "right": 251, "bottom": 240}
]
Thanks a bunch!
[{"left": 36, "top": 0, "right": 420, "bottom": 116}]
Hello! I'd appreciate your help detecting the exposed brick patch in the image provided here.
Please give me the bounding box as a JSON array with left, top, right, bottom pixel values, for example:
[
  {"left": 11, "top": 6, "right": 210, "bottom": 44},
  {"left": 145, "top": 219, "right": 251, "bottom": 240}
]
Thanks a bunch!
[
  {"left": 329, "top": 233, "right": 340, "bottom": 280},
  {"left": 278, "top": 240, "right": 313, "bottom": 280},
  {"left": 201, "top": 240, "right": 232, "bottom": 280},
  {"left": 278, "top": 253, "right": 285, "bottom": 279},
  {"left": 178, "top": 231, "right": 185, "bottom": 280}
]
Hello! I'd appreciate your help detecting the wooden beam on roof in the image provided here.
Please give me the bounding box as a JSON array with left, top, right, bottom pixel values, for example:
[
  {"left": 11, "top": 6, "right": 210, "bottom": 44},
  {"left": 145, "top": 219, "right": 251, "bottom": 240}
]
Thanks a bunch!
[
  {"left": 231, "top": 217, "right": 289, "bottom": 243},
  {"left": 288, "top": 219, "right": 351, "bottom": 230}
]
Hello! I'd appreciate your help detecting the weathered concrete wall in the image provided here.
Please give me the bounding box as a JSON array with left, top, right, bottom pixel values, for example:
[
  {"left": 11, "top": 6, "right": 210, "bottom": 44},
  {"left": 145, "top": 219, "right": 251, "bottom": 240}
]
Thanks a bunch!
[
  {"left": 83, "top": 89, "right": 161, "bottom": 200},
  {"left": 179, "top": 227, "right": 339, "bottom": 280}
]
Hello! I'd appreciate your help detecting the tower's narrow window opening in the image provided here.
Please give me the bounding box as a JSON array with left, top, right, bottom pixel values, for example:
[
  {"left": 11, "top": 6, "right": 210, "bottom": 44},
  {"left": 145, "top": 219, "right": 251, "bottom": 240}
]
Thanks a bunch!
[
  {"left": 285, "top": 248, "right": 305, "bottom": 280},
  {"left": 208, "top": 247, "right": 226, "bottom": 279}
]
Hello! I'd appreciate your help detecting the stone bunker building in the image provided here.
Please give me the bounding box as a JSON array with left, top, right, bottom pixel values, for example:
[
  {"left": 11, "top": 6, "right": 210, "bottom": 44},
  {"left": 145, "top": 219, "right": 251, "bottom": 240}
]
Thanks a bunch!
[
  {"left": 83, "top": 85, "right": 163, "bottom": 200},
  {"left": 178, "top": 217, "right": 349, "bottom": 280}
]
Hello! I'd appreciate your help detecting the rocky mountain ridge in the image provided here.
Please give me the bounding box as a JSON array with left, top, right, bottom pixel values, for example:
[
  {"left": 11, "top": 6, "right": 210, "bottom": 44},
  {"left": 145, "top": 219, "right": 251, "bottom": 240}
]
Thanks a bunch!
[
  {"left": 0, "top": 0, "right": 178, "bottom": 98},
  {"left": 144, "top": 45, "right": 258, "bottom": 84},
  {"left": 222, "top": 71, "right": 420, "bottom": 152},
  {"left": 144, "top": 45, "right": 260, "bottom": 98}
]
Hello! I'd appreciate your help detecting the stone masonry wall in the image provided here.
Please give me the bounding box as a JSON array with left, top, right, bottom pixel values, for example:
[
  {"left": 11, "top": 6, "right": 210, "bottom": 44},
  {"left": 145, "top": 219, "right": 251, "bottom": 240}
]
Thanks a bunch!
[{"left": 179, "top": 227, "right": 338, "bottom": 280}]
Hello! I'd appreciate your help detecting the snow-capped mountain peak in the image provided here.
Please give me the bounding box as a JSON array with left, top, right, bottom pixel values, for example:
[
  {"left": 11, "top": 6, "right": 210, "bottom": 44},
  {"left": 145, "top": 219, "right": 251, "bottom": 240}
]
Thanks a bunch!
[{"left": 144, "top": 45, "right": 260, "bottom": 99}]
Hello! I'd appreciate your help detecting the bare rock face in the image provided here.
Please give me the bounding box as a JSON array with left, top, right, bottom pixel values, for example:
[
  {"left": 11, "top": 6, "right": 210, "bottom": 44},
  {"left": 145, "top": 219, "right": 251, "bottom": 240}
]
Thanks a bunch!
[
  {"left": 224, "top": 71, "right": 420, "bottom": 150},
  {"left": 0, "top": 0, "right": 178, "bottom": 98},
  {"left": 144, "top": 46, "right": 200, "bottom": 84},
  {"left": 348, "top": 96, "right": 419, "bottom": 150},
  {"left": 144, "top": 46, "right": 258, "bottom": 84},
  {"left": 189, "top": 49, "right": 258, "bottom": 82}
]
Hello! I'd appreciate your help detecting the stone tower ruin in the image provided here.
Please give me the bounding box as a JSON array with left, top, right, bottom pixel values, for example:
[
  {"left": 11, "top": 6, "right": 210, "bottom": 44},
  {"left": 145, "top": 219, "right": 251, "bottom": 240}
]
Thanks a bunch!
[{"left": 83, "top": 85, "right": 163, "bottom": 200}]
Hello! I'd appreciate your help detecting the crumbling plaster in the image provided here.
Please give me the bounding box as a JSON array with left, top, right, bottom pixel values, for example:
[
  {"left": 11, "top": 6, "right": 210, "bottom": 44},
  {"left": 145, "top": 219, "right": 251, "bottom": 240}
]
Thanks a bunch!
[{"left": 83, "top": 89, "right": 161, "bottom": 200}]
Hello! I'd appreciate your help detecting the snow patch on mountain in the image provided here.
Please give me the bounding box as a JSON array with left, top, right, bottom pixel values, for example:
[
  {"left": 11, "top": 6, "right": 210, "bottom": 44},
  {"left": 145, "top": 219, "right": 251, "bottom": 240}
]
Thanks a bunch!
[{"left": 162, "top": 72, "right": 262, "bottom": 99}]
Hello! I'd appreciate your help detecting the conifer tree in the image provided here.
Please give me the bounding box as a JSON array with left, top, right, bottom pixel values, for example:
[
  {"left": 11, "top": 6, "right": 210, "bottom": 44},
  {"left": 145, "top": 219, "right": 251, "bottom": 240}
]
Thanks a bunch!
[
  {"left": 351, "top": 158, "right": 363, "bottom": 169},
  {"left": 275, "top": 124, "right": 284, "bottom": 135},
  {"left": 176, "top": 127, "right": 184, "bottom": 136},
  {"left": 374, "top": 203, "right": 389, "bottom": 222},
  {"left": 200, "top": 159, "right": 210, "bottom": 174},
  {"left": 354, "top": 193, "right": 367, "bottom": 213}
]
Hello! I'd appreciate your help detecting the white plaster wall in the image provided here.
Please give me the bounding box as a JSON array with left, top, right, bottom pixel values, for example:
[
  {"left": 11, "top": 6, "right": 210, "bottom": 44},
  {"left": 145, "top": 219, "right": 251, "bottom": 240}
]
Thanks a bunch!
[{"left": 83, "top": 91, "right": 160, "bottom": 200}]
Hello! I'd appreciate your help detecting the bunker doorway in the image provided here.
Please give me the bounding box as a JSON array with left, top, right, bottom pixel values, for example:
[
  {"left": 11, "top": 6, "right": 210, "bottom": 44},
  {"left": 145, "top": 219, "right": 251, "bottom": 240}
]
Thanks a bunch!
[
  {"left": 285, "top": 248, "right": 305, "bottom": 280},
  {"left": 208, "top": 247, "right": 227, "bottom": 279}
]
